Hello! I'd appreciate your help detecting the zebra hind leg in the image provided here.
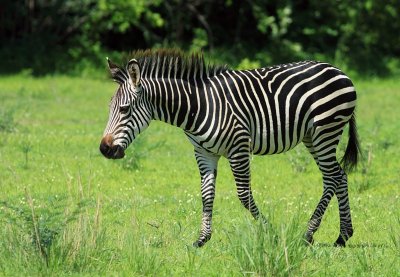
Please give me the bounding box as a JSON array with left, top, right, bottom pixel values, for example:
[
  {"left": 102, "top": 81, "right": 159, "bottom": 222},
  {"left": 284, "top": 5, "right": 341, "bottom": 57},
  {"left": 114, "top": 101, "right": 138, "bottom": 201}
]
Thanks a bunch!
[
  {"left": 304, "top": 171, "right": 341, "bottom": 245},
  {"left": 334, "top": 169, "right": 354, "bottom": 247},
  {"left": 303, "top": 128, "right": 345, "bottom": 245},
  {"left": 193, "top": 150, "right": 220, "bottom": 247}
]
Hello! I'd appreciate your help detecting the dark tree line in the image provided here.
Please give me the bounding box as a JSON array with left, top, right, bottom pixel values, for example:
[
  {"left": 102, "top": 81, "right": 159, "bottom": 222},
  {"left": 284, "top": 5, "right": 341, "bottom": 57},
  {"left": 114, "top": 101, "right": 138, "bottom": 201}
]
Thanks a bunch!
[{"left": 1, "top": 0, "right": 399, "bottom": 75}]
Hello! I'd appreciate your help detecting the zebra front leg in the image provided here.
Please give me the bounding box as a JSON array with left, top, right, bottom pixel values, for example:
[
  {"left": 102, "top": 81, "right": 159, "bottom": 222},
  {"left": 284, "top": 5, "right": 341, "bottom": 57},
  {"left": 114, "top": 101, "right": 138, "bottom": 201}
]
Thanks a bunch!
[
  {"left": 334, "top": 169, "right": 354, "bottom": 247},
  {"left": 193, "top": 150, "right": 220, "bottom": 247},
  {"left": 229, "top": 151, "right": 264, "bottom": 222}
]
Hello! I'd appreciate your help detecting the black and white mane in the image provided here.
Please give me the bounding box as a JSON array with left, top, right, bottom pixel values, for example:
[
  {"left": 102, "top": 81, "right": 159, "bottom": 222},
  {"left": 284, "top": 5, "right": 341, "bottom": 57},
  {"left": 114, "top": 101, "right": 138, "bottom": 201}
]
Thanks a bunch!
[{"left": 127, "top": 49, "right": 229, "bottom": 80}]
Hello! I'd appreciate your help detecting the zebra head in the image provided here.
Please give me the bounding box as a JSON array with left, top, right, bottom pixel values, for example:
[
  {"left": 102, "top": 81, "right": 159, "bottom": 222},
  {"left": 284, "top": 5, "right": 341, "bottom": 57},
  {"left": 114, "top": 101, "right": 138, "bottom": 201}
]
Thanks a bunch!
[{"left": 100, "top": 58, "right": 151, "bottom": 159}]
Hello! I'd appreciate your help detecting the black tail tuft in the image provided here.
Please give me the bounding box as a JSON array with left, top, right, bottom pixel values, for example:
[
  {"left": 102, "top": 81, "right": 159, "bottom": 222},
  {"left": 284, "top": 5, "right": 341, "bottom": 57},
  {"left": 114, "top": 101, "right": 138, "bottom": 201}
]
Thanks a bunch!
[{"left": 340, "top": 113, "right": 362, "bottom": 173}]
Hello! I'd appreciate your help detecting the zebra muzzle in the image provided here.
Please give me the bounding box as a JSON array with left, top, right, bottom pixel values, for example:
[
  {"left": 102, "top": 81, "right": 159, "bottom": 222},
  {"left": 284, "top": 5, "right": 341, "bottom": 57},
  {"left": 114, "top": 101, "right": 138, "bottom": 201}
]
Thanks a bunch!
[{"left": 99, "top": 134, "right": 125, "bottom": 159}]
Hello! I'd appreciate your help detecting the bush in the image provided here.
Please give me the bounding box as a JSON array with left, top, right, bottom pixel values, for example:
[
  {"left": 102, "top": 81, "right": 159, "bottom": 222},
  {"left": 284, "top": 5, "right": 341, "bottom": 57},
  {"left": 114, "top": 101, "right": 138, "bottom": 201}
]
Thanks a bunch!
[{"left": 0, "top": 0, "right": 398, "bottom": 75}]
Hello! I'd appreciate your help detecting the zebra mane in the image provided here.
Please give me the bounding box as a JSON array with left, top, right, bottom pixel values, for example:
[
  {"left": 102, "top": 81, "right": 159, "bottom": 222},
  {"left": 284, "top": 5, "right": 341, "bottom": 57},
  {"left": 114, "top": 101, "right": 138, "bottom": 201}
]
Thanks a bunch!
[{"left": 127, "top": 49, "right": 229, "bottom": 80}]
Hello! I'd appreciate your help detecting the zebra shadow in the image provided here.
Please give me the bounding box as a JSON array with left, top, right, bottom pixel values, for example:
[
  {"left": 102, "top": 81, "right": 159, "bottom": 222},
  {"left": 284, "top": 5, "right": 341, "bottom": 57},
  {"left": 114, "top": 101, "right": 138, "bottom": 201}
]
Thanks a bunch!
[{"left": 312, "top": 242, "right": 389, "bottom": 248}]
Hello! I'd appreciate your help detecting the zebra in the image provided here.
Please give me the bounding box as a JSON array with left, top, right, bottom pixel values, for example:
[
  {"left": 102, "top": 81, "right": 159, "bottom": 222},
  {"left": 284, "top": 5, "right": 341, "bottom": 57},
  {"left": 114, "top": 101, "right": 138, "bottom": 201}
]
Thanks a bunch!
[{"left": 99, "top": 49, "right": 361, "bottom": 247}]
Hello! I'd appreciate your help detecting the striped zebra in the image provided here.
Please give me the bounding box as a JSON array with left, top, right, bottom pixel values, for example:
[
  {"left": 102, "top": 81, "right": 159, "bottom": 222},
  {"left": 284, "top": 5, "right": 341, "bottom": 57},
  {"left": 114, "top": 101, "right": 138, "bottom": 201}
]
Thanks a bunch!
[{"left": 99, "top": 49, "right": 360, "bottom": 247}]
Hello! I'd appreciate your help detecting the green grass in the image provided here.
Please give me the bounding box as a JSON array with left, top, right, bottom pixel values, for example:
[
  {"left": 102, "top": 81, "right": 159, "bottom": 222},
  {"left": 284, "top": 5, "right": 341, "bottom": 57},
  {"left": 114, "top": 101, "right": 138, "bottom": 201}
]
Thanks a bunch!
[{"left": 0, "top": 74, "right": 399, "bottom": 276}]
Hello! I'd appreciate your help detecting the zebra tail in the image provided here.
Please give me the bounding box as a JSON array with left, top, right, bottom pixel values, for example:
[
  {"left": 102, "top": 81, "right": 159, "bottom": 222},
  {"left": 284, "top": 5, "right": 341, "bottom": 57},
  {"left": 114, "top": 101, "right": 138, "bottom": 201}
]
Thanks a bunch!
[{"left": 340, "top": 113, "right": 362, "bottom": 173}]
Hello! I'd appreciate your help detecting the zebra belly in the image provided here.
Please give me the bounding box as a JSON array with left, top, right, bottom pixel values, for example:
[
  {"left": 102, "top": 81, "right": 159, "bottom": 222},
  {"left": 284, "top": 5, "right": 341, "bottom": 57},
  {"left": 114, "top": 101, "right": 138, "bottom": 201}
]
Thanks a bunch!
[{"left": 251, "top": 122, "right": 308, "bottom": 155}]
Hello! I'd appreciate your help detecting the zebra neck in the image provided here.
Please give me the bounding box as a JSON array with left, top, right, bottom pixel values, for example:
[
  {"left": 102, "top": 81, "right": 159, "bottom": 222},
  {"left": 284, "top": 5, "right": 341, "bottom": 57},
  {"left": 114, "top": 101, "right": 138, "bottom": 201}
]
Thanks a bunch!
[{"left": 142, "top": 77, "right": 208, "bottom": 131}]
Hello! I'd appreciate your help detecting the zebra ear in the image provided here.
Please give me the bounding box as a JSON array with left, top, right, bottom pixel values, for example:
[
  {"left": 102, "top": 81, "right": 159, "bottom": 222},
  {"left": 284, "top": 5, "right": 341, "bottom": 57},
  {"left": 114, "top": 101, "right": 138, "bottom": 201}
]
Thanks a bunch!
[
  {"left": 127, "top": 59, "right": 141, "bottom": 87},
  {"left": 107, "top": 57, "right": 120, "bottom": 77},
  {"left": 107, "top": 57, "right": 123, "bottom": 84}
]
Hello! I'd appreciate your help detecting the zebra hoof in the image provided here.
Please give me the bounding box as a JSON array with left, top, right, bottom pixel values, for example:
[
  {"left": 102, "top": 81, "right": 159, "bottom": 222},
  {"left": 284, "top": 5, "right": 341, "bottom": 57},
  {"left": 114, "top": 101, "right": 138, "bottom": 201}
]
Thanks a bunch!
[
  {"left": 193, "top": 235, "right": 211, "bottom": 248},
  {"left": 305, "top": 238, "right": 314, "bottom": 246},
  {"left": 304, "top": 233, "right": 314, "bottom": 246},
  {"left": 193, "top": 240, "right": 205, "bottom": 248},
  {"left": 333, "top": 235, "right": 346, "bottom": 247}
]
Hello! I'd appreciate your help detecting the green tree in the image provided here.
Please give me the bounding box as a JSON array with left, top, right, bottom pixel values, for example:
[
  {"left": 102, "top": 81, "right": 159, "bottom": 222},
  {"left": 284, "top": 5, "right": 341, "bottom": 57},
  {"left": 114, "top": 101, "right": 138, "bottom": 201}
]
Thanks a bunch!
[{"left": 0, "top": 0, "right": 398, "bottom": 75}]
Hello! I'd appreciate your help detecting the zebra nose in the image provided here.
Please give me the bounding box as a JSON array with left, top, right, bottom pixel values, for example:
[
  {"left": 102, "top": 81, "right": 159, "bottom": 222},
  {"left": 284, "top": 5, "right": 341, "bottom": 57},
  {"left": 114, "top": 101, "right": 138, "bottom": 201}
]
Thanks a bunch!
[
  {"left": 100, "top": 134, "right": 124, "bottom": 159},
  {"left": 100, "top": 134, "right": 113, "bottom": 158}
]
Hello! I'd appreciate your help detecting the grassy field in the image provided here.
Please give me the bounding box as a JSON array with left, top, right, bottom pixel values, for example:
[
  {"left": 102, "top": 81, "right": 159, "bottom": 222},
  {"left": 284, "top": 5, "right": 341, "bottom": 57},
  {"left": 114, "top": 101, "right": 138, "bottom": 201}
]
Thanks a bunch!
[{"left": 0, "top": 73, "right": 399, "bottom": 276}]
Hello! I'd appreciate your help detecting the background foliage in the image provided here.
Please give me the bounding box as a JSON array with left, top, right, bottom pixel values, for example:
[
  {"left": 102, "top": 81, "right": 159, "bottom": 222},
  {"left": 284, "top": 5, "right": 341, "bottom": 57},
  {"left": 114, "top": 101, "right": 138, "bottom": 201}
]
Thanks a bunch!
[{"left": 1, "top": 0, "right": 399, "bottom": 75}]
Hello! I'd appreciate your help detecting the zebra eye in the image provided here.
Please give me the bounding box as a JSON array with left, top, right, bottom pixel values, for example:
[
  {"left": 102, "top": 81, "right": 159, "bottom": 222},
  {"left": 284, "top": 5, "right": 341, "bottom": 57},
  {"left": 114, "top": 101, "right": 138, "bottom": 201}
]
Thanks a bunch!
[{"left": 119, "top": 105, "right": 130, "bottom": 113}]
